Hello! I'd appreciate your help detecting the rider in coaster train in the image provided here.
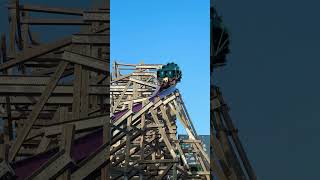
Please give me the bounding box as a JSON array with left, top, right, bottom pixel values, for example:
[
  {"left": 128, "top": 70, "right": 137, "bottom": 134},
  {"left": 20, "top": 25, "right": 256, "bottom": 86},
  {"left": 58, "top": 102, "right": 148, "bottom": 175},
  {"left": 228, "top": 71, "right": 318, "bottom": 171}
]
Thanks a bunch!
[{"left": 157, "top": 62, "right": 182, "bottom": 90}]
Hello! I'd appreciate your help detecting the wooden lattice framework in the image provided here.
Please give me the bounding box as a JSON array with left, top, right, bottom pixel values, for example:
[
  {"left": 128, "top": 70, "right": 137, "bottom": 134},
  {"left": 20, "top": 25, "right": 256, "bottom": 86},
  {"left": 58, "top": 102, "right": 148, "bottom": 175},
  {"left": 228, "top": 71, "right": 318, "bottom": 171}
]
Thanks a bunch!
[
  {"left": 211, "top": 87, "right": 256, "bottom": 180},
  {"left": 210, "top": 4, "right": 257, "bottom": 180},
  {"left": 110, "top": 62, "right": 210, "bottom": 179},
  {"left": 0, "top": 0, "right": 110, "bottom": 179},
  {"left": 0, "top": 0, "right": 212, "bottom": 179}
]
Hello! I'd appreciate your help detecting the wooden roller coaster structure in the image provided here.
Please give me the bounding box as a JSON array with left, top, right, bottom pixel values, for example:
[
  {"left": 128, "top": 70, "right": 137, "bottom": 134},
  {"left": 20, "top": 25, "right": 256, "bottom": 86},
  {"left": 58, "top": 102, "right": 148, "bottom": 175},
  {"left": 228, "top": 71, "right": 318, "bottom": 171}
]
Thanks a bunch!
[
  {"left": 0, "top": 0, "right": 110, "bottom": 179},
  {"left": 0, "top": 0, "right": 210, "bottom": 179},
  {"left": 211, "top": 5, "right": 257, "bottom": 180},
  {"left": 110, "top": 62, "right": 210, "bottom": 179}
]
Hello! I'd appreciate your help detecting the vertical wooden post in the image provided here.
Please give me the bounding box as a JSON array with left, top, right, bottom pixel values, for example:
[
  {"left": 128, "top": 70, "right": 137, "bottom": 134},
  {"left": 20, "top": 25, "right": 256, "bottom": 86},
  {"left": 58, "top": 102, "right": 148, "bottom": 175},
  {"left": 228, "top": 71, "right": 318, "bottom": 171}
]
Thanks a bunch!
[
  {"left": 172, "top": 161, "right": 177, "bottom": 180},
  {"left": 9, "top": 61, "right": 68, "bottom": 162},
  {"left": 72, "top": 64, "right": 82, "bottom": 120},
  {"left": 1, "top": 35, "right": 13, "bottom": 143},
  {"left": 124, "top": 97, "right": 133, "bottom": 178},
  {"left": 57, "top": 124, "right": 74, "bottom": 180},
  {"left": 139, "top": 100, "right": 147, "bottom": 179}
]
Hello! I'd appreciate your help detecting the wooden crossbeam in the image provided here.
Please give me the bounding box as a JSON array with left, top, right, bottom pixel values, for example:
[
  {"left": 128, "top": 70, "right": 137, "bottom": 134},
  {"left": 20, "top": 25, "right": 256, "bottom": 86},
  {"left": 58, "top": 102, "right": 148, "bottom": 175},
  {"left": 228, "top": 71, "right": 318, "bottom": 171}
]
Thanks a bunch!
[
  {"left": 72, "top": 34, "right": 109, "bottom": 44},
  {"left": 42, "top": 114, "right": 107, "bottom": 136},
  {"left": 0, "top": 85, "right": 109, "bottom": 95},
  {"left": 8, "top": 61, "right": 68, "bottom": 161},
  {"left": 8, "top": 4, "right": 84, "bottom": 15},
  {"left": 0, "top": 96, "right": 73, "bottom": 104},
  {"left": 21, "top": 19, "right": 89, "bottom": 25},
  {"left": 0, "top": 0, "right": 110, "bottom": 179},
  {"left": 83, "top": 11, "right": 109, "bottom": 22},
  {"left": 129, "top": 77, "right": 157, "bottom": 88},
  {"left": 112, "top": 81, "right": 131, "bottom": 113},
  {"left": 150, "top": 108, "right": 177, "bottom": 159},
  {"left": 0, "top": 37, "right": 71, "bottom": 71},
  {"left": 62, "top": 51, "right": 109, "bottom": 72}
]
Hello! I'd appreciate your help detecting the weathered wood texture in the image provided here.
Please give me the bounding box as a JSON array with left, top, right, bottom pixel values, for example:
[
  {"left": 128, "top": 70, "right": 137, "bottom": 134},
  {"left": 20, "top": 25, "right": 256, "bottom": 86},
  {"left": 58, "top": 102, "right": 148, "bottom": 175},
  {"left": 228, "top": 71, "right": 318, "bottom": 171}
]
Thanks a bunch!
[
  {"left": 0, "top": 0, "right": 110, "bottom": 179},
  {"left": 109, "top": 62, "right": 210, "bottom": 180},
  {"left": 0, "top": 0, "right": 212, "bottom": 179},
  {"left": 211, "top": 86, "right": 257, "bottom": 180}
]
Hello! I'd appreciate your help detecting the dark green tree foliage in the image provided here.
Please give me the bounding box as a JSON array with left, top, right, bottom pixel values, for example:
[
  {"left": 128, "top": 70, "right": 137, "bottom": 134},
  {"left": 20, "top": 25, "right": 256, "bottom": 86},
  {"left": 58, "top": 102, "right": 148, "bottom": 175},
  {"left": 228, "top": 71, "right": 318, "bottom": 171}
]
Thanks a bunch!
[{"left": 211, "top": 6, "right": 230, "bottom": 68}]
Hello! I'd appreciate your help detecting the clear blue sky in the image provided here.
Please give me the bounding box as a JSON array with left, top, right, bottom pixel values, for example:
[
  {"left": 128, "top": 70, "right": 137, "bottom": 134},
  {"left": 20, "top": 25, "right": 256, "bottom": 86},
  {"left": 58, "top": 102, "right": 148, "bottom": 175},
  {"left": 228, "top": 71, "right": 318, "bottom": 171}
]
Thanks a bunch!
[{"left": 111, "top": 0, "right": 210, "bottom": 135}]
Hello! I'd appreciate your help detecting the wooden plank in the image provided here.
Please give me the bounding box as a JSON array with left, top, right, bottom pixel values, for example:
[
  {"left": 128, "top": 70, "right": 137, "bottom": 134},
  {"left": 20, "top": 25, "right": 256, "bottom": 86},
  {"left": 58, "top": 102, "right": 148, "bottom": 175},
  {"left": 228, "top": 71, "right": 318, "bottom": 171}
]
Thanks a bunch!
[
  {"left": 72, "top": 34, "right": 109, "bottom": 44},
  {"left": 72, "top": 64, "right": 80, "bottom": 120},
  {"left": 139, "top": 100, "right": 146, "bottom": 168},
  {"left": 62, "top": 51, "right": 109, "bottom": 72},
  {"left": 112, "top": 81, "right": 131, "bottom": 113},
  {"left": 83, "top": 11, "right": 109, "bottom": 22},
  {"left": 35, "top": 136, "right": 50, "bottom": 154},
  {"left": 8, "top": 61, "right": 68, "bottom": 161},
  {"left": 61, "top": 124, "right": 74, "bottom": 154},
  {"left": 56, "top": 124, "right": 74, "bottom": 180},
  {"left": 21, "top": 19, "right": 89, "bottom": 25},
  {"left": 0, "top": 37, "right": 71, "bottom": 71},
  {"left": 8, "top": 4, "right": 83, "bottom": 15},
  {"left": 138, "top": 159, "right": 178, "bottom": 164},
  {"left": 111, "top": 70, "right": 144, "bottom": 83},
  {"left": 0, "top": 144, "right": 14, "bottom": 178},
  {"left": 0, "top": 161, "right": 14, "bottom": 178},
  {"left": 113, "top": 110, "right": 133, "bottom": 127},
  {"left": 121, "top": 97, "right": 148, "bottom": 105},
  {"left": 0, "top": 85, "right": 110, "bottom": 95},
  {"left": 1, "top": 34, "right": 13, "bottom": 143},
  {"left": 80, "top": 68, "right": 89, "bottom": 117},
  {"left": 157, "top": 163, "right": 173, "bottom": 180},
  {"left": 43, "top": 114, "right": 107, "bottom": 136},
  {"left": 101, "top": 112, "right": 110, "bottom": 180},
  {"left": 150, "top": 108, "right": 176, "bottom": 159},
  {"left": 129, "top": 77, "right": 157, "bottom": 88},
  {"left": 0, "top": 76, "right": 50, "bottom": 85},
  {"left": 0, "top": 96, "right": 73, "bottom": 104},
  {"left": 169, "top": 102, "right": 195, "bottom": 140},
  {"left": 115, "top": 63, "right": 162, "bottom": 69}
]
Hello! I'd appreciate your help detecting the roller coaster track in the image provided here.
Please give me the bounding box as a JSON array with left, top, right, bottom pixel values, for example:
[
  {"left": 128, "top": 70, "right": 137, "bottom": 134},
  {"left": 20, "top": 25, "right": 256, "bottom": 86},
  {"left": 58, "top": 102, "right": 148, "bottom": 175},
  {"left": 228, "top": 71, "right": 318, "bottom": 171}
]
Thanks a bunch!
[{"left": 6, "top": 81, "right": 210, "bottom": 179}]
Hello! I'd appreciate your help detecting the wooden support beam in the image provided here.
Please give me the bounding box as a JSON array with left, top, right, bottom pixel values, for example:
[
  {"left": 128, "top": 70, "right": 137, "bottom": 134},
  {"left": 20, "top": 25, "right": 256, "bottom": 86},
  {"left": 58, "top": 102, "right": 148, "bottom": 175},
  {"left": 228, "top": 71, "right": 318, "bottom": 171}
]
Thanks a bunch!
[
  {"left": 156, "top": 163, "right": 173, "bottom": 180},
  {"left": 72, "top": 33, "right": 109, "bottom": 44},
  {"left": 0, "top": 96, "right": 73, "bottom": 104},
  {"left": 0, "top": 161, "right": 14, "bottom": 178},
  {"left": 80, "top": 68, "right": 89, "bottom": 117},
  {"left": 62, "top": 51, "right": 109, "bottom": 72},
  {"left": 8, "top": 4, "right": 83, "bottom": 15},
  {"left": 83, "top": 11, "right": 109, "bottom": 22},
  {"left": 0, "top": 144, "right": 14, "bottom": 178},
  {"left": 43, "top": 114, "right": 108, "bottom": 136},
  {"left": 57, "top": 124, "right": 74, "bottom": 180},
  {"left": 129, "top": 77, "right": 157, "bottom": 88},
  {"left": 150, "top": 108, "right": 176, "bottom": 159},
  {"left": 0, "top": 37, "right": 71, "bottom": 71},
  {"left": 21, "top": 19, "right": 89, "bottom": 25},
  {"left": 8, "top": 61, "right": 68, "bottom": 161},
  {"left": 111, "top": 70, "right": 144, "bottom": 83},
  {"left": 35, "top": 136, "right": 50, "bottom": 154},
  {"left": 0, "top": 84, "right": 111, "bottom": 95},
  {"left": 101, "top": 114, "right": 110, "bottom": 180},
  {"left": 1, "top": 35, "right": 13, "bottom": 143},
  {"left": 112, "top": 81, "right": 131, "bottom": 113}
]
